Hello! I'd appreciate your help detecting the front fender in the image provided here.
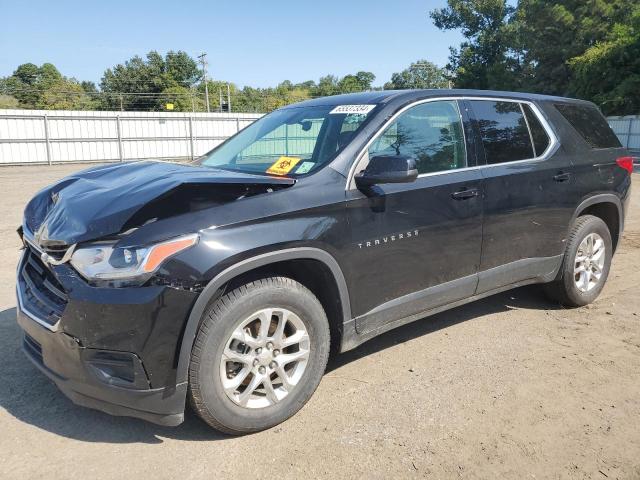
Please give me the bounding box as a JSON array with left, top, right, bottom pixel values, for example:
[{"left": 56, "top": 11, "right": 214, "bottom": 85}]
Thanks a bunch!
[{"left": 173, "top": 247, "right": 352, "bottom": 388}]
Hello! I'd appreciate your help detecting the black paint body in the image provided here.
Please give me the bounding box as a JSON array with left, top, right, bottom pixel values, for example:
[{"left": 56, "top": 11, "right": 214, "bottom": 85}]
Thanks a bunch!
[{"left": 16, "top": 89, "right": 632, "bottom": 426}]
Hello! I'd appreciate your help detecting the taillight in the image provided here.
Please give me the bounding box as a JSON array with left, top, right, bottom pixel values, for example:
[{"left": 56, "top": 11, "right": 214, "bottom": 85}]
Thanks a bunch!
[{"left": 616, "top": 156, "right": 634, "bottom": 174}]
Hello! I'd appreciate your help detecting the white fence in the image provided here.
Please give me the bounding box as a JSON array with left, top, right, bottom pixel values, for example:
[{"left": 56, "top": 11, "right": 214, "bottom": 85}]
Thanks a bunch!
[
  {"left": 0, "top": 109, "right": 637, "bottom": 166},
  {"left": 607, "top": 115, "right": 640, "bottom": 154},
  {"left": 0, "top": 109, "right": 263, "bottom": 165}
]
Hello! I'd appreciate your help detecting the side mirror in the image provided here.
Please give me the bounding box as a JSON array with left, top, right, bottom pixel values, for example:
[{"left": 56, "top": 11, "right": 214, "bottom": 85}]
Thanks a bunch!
[{"left": 355, "top": 155, "right": 418, "bottom": 187}]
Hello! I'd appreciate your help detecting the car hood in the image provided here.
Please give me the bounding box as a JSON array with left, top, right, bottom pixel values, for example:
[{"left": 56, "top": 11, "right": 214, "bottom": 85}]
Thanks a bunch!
[{"left": 23, "top": 160, "right": 295, "bottom": 246}]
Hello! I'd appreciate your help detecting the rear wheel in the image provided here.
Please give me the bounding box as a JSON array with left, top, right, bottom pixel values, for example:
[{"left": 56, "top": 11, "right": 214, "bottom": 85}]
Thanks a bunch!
[
  {"left": 544, "top": 215, "right": 612, "bottom": 307},
  {"left": 188, "top": 277, "right": 330, "bottom": 434}
]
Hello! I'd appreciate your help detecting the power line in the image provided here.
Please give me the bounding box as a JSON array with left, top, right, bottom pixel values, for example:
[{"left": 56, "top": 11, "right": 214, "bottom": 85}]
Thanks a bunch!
[
  {"left": 3, "top": 84, "right": 327, "bottom": 101},
  {"left": 3, "top": 85, "right": 207, "bottom": 97}
]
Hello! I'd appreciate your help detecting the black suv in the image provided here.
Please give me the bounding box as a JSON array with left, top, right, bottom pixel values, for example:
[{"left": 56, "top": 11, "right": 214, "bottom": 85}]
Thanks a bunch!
[{"left": 17, "top": 90, "right": 633, "bottom": 434}]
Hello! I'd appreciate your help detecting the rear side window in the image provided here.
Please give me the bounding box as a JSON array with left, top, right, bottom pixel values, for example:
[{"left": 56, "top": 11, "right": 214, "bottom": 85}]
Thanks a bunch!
[
  {"left": 555, "top": 103, "right": 622, "bottom": 148},
  {"left": 522, "top": 104, "right": 551, "bottom": 156},
  {"left": 469, "top": 100, "right": 534, "bottom": 164}
]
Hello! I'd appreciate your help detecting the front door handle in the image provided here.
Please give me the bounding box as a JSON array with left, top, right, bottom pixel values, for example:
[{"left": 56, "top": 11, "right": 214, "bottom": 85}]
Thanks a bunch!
[
  {"left": 553, "top": 172, "right": 571, "bottom": 182},
  {"left": 451, "top": 188, "right": 479, "bottom": 200}
]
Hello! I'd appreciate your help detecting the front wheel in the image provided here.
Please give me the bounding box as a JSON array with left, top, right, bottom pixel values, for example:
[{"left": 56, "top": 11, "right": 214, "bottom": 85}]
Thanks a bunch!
[
  {"left": 544, "top": 215, "right": 612, "bottom": 307},
  {"left": 188, "top": 277, "right": 330, "bottom": 434}
]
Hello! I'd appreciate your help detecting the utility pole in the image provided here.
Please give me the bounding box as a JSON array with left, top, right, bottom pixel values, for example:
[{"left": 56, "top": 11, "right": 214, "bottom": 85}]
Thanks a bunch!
[
  {"left": 198, "top": 52, "right": 210, "bottom": 113},
  {"left": 227, "top": 83, "right": 231, "bottom": 113}
]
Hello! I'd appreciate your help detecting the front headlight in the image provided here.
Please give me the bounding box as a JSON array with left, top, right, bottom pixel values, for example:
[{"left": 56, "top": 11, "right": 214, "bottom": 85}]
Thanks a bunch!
[{"left": 70, "top": 234, "right": 198, "bottom": 282}]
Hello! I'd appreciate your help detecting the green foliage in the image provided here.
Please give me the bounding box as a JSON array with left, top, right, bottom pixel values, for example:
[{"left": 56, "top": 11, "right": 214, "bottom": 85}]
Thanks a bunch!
[
  {"left": 5, "top": 13, "right": 637, "bottom": 117},
  {"left": 5, "top": 62, "right": 56, "bottom": 107},
  {"left": 513, "top": 0, "right": 635, "bottom": 95},
  {"left": 384, "top": 60, "right": 449, "bottom": 89},
  {"left": 80, "top": 81, "right": 98, "bottom": 94},
  {"left": 100, "top": 50, "right": 200, "bottom": 110},
  {"left": 2, "top": 62, "right": 94, "bottom": 110},
  {"left": 197, "top": 72, "right": 376, "bottom": 113},
  {"left": 0, "top": 94, "right": 19, "bottom": 109},
  {"left": 338, "top": 71, "right": 376, "bottom": 93},
  {"left": 569, "top": 5, "right": 640, "bottom": 115},
  {"left": 430, "top": 0, "right": 516, "bottom": 89},
  {"left": 158, "top": 85, "right": 202, "bottom": 112},
  {"left": 0, "top": 52, "right": 377, "bottom": 113},
  {"left": 431, "top": 0, "right": 640, "bottom": 114},
  {"left": 37, "top": 78, "right": 95, "bottom": 110}
]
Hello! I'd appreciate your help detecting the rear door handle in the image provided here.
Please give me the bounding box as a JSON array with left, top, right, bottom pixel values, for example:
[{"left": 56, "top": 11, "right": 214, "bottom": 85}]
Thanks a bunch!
[
  {"left": 451, "top": 188, "right": 479, "bottom": 200},
  {"left": 553, "top": 172, "right": 571, "bottom": 182}
]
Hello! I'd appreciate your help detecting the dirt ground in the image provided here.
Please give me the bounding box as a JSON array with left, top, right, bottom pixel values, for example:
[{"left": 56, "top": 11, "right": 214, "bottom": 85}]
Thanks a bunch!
[{"left": 0, "top": 164, "right": 638, "bottom": 480}]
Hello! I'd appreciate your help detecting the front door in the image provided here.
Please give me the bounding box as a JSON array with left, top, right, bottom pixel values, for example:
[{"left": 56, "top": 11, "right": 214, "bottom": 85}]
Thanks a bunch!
[{"left": 344, "top": 99, "right": 484, "bottom": 334}]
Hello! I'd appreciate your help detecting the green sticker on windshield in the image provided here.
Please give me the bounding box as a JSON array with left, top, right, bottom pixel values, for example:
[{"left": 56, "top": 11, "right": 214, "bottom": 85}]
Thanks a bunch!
[{"left": 295, "top": 161, "right": 314, "bottom": 174}]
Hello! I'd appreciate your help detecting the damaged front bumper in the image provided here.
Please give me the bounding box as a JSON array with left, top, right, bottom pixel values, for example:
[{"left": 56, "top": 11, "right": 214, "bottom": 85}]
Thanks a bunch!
[{"left": 16, "top": 247, "right": 197, "bottom": 426}]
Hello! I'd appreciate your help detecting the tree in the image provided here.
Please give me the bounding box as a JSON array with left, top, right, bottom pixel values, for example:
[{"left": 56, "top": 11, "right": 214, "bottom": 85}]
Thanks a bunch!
[
  {"left": 313, "top": 75, "right": 340, "bottom": 97},
  {"left": 5, "top": 63, "right": 45, "bottom": 107},
  {"left": 2, "top": 62, "right": 87, "bottom": 109},
  {"left": 569, "top": 5, "right": 640, "bottom": 115},
  {"left": 430, "top": 0, "right": 516, "bottom": 89},
  {"left": 384, "top": 60, "right": 448, "bottom": 89},
  {"left": 338, "top": 71, "right": 376, "bottom": 92},
  {"left": 0, "top": 76, "right": 9, "bottom": 96},
  {"left": 37, "top": 78, "right": 94, "bottom": 110},
  {"left": 81, "top": 81, "right": 98, "bottom": 94},
  {"left": 160, "top": 85, "right": 203, "bottom": 112},
  {"left": 429, "top": 0, "right": 640, "bottom": 114},
  {"left": 0, "top": 94, "right": 19, "bottom": 108},
  {"left": 512, "top": 0, "right": 636, "bottom": 96},
  {"left": 100, "top": 50, "right": 200, "bottom": 110},
  {"left": 355, "top": 71, "right": 376, "bottom": 90}
]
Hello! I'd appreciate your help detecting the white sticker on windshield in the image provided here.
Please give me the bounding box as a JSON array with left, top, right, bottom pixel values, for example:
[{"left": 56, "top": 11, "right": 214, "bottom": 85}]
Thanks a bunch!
[
  {"left": 295, "top": 161, "right": 315, "bottom": 174},
  {"left": 330, "top": 104, "right": 376, "bottom": 115}
]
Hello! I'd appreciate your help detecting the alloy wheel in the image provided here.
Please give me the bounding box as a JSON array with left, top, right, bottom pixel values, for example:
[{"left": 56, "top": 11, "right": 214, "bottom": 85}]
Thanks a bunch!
[
  {"left": 220, "top": 308, "right": 310, "bottom": 409},
  {"left": 574, "top": 232, "right": 606, "bottom": 293}
]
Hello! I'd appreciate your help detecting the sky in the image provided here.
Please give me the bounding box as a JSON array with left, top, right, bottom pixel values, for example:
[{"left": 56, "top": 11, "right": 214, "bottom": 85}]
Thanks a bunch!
[{"left": 0, "top": 0, "right": 464, "bottom": 89}]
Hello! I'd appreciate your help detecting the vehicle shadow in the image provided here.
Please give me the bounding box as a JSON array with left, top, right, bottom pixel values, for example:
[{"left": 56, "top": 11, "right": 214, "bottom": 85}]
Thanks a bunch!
[
  {"left": 327, "top": 284, "right": 561, "bottom": 372},
  {"left": 0, "top": 285, "right": 560, "bottom": 444}
]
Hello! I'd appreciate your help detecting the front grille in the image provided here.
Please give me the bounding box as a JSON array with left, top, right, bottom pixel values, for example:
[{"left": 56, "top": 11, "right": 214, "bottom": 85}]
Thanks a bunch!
[
  {"left": 41, "top": 244, "right": 69, "bottom": 262},
  {"left": 22, "top": 224, "right": 71, "bottom": 262},
  {"left": 18, "top": 247, "right": 68, "bottom": 327}
]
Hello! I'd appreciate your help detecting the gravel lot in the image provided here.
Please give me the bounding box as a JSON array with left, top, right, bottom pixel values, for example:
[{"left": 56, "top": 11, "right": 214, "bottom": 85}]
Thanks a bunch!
[{"left": 0, "top": 165, "right": 638, "bottom": 479}]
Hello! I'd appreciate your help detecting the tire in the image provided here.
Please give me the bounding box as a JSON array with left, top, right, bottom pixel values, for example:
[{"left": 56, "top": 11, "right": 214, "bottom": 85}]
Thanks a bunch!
[
  {"left": 188, "top": 276, "right": 330, "bottom": 435},
  {"left": 544, "top": 215, "right": 612, "bottom": 307}
]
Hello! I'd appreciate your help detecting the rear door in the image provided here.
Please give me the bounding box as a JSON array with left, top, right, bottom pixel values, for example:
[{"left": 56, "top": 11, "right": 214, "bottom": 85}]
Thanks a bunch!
[
  {"left": 345, "top": 99, "right": 484, "bottom": 334},
  {"left": 466, "top": 98, "right": 575, "bottom": 293}
]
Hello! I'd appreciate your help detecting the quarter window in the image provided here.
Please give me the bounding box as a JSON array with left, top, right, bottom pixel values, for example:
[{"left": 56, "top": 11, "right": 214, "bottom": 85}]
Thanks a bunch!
[
  {"left": 522, "top": 104, "right": 551, "bottom": 156},
  {"left": 555, "top": 103, "right": 622, "bottom": 148},
  {"left": 470, "top": 100, "right": 534, "bottom": 164},
  {"left": 368, "top": 100, "right": 466, "bottom": 174}
]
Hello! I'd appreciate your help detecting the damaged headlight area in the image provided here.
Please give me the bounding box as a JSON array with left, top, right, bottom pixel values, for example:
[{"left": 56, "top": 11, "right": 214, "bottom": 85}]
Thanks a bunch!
[{"left": 70, "top": 234, "right": 198, "bottom": 284}]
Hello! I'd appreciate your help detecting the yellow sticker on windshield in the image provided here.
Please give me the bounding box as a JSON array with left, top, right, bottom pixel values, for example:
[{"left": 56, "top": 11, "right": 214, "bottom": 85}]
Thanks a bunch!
[{"left": 266, "top": 156, "right": 301, "bottom": 176}]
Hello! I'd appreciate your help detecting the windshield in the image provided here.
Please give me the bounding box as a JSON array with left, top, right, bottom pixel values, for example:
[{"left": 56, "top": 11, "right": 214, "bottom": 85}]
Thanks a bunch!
[{"left": 198, "top": 104, "right": 376, "bottom": 176}]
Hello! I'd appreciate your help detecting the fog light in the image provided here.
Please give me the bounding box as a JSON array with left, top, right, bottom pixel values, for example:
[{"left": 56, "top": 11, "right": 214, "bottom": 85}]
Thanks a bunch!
[{"left": 83, "top": 350, "right": 150, "bottom": 390}]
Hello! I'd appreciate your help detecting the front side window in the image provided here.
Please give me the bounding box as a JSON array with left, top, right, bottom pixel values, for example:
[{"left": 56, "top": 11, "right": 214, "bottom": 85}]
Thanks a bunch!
[
  {"left": 368, "top": 100, "right": 466, "bottom": 174},
  {"left": 199, "top": 105, "right": 375, "bottom": 176},
  {"left": 470, "top": 100, "right": 534, "bottom": 164}
]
